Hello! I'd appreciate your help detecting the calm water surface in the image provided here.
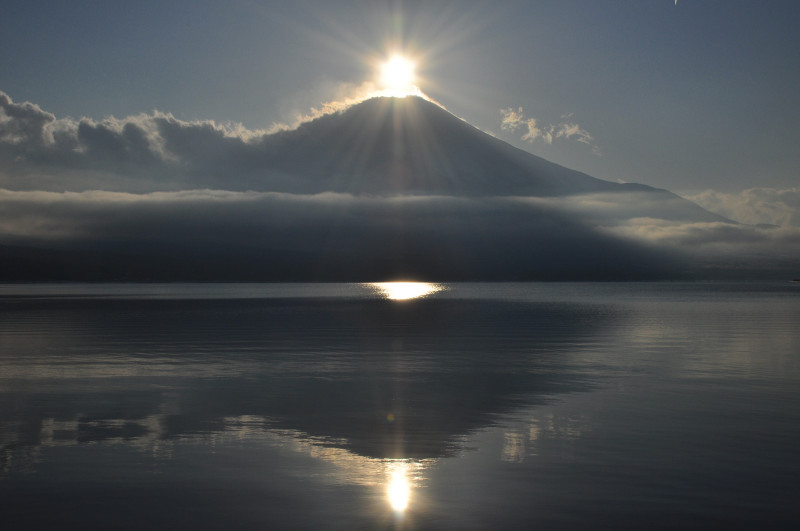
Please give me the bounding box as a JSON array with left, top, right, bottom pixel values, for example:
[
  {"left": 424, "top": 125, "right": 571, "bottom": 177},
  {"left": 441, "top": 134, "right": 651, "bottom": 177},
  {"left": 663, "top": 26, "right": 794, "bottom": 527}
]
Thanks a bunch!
[{"left": 1, "top": 282, "right": 798, "bottom": 529}]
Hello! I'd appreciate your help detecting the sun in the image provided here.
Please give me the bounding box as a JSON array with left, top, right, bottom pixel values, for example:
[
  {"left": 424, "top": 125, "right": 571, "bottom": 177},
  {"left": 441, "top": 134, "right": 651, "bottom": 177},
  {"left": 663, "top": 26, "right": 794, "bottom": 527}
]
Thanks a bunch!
[{"left": 378, "top": 55, "right": 417, "bottom": 96}]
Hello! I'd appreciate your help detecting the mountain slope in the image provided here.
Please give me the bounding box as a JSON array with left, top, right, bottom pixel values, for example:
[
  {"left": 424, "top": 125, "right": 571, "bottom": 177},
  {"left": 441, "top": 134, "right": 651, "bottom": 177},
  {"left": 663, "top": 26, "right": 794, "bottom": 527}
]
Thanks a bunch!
[
  {"left": 249, "top": 96, "right": 725, "bottom": 224},
  {"left": 260, "top": 96, "right": 641, "bottom": 196}
]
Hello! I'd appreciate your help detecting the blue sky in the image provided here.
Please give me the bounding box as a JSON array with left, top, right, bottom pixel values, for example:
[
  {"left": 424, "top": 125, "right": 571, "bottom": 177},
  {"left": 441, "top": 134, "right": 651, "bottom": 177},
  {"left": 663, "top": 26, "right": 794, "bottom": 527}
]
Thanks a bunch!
[{"left": 2, "top": 0, "right": 798, "bottom": 194}]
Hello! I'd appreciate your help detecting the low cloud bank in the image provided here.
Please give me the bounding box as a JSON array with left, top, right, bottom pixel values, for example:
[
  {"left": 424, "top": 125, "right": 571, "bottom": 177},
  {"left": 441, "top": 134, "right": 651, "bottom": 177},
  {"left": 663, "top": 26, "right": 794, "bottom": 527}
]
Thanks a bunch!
[
  {"left": 0, "top": 189, "right": 679, "bottom": 281},
  {"left": 686, "top": 188, "right": 800, "bottom": 227},
  {"left": 1, "top": 188, "right": 797, "bottom": 281}
]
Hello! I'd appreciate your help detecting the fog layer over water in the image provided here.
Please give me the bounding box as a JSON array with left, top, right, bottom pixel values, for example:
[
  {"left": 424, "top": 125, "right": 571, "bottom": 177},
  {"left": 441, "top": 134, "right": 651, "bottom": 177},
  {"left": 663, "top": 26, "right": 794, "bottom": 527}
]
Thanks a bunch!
[{"left": 1, "top": 283, "right": 798, "bottom": 529}]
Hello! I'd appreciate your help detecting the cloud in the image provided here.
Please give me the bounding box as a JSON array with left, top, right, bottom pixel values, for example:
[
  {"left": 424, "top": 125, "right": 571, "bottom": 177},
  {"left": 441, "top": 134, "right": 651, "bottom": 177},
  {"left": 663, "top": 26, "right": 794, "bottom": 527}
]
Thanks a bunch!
[
  {"left": 268, "top": 80, "right": 435, "bottom": 133},
  {"left": 554, "top": 115, "right": 593, "bottom": 145},
  {"left": 512, "top": 191, "right": 800, "bottom": 277},
  {"left": 499, "top": 106, "right": 525, "bottom": 130},
  {"left": 0, "top": 188, "right": 682, "bottom": 281},
  {"left": 0, "top": 90, "right": 280, "bottom": 191},
  {"left": 268, "top": 81, "right": 381, "bottom": 133},
  {"left": 608, "top": 216, "right": 800, "bottom": 277},
  {"left": 0, "top": 91, "right": 56, "bottom": 146},
  {"left": 500, "top": 107, "right": 549, "bottom": 143},
  {"left": 685, "top": 188, "right": 800, "bottom": 227},
  {"left": 500, "top": 106, "right": 599, "bottom": 154},
  {"left": 1, "top": 187, "right": 798, "bottom": 281},
  {"left": 530, "top": 191, "right": 800, "bottom": 251},
  {"left": 611, "top": 218, "right": 800, "bottom": 248}
]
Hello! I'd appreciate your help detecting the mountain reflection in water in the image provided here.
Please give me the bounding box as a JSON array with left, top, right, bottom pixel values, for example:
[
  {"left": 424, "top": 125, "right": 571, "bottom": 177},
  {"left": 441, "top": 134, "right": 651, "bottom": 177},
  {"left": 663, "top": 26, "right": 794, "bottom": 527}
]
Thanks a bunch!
[
  {"left": 0, "top": 289, "right": 596, "bottom": 457},
  {"left": 1, "top": 283, "right": 799, "bottom": 530}
]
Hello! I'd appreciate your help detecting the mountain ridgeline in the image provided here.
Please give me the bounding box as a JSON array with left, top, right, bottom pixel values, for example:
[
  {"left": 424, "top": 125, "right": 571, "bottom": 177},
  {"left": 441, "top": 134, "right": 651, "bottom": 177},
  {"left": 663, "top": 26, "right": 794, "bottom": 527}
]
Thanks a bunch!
[
  {"left": 262, "top": 96, "right": 642, "bottom": 196},
  {"left": 255, "top": 96, "right": 721, "bottom": 223}
]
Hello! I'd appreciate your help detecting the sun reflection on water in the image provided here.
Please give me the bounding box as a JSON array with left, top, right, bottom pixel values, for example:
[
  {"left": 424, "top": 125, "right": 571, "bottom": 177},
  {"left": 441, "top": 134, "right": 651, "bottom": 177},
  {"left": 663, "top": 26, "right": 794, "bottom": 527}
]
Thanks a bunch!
[
  {"left": 366, "top": 282, "right": 444, "bottom": 300},
  {"left": 386, "top": 460, "right": 412, "bottom": 513}
]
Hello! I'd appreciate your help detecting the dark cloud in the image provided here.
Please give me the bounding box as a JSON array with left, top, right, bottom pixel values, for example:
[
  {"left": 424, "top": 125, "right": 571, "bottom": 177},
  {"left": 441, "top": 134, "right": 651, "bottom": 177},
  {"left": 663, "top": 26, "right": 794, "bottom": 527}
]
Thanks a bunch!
[
  {"left": 0, "top": 190, "right": 680, "bottom": 281},
  {"left": 1, "top": 188, "right": 797, "bottom": 281}
]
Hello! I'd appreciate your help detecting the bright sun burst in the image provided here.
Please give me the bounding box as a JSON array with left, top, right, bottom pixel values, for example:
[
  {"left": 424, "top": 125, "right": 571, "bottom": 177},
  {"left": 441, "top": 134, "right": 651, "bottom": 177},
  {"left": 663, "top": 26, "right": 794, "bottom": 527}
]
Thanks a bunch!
[{"left": 378, "top": 55, "right": 417, "bottom": 96}]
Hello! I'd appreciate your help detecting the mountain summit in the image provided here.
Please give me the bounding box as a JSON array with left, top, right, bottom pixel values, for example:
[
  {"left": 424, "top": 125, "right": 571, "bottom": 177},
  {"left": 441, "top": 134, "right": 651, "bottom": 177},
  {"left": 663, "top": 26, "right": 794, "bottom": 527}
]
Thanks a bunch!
[
  {"left": 262, "top": 96, "right": 649, "bottom": 197},
  {"left": 247, "top": 96, "right": 722, "bottom": 225}
]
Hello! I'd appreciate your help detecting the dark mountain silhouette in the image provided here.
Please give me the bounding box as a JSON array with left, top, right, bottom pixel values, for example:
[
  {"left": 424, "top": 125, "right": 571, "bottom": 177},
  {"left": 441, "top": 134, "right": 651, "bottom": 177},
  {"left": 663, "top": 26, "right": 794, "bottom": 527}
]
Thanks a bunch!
[
  {"left": 257, "top": 97, "right": 700, "bottom": 205},
  {"left": 242, "top": 96, "right": 722, "bottom": 224},
  {"left": 261, "top": 96, "right": 631, "bottom": 196},
  {"left": 0, "top": 95, "right": 734, "bottom": 281}
]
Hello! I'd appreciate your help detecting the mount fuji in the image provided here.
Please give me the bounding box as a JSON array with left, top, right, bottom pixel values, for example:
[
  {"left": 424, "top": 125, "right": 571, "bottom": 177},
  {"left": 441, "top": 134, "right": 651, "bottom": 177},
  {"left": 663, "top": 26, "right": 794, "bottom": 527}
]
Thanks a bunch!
[{"left": 0, "top": 93, "right": 735, "bottom": 281}]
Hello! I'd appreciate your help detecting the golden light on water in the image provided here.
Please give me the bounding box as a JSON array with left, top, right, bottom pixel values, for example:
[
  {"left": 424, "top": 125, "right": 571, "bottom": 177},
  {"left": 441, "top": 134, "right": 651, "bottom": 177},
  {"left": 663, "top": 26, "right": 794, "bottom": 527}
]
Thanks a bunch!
[
  {"left": 366, "top": 282, "right": 444, "bottom": 300},
  {"left": 386, "top": 461, "right": 412, "bottom": 513}
]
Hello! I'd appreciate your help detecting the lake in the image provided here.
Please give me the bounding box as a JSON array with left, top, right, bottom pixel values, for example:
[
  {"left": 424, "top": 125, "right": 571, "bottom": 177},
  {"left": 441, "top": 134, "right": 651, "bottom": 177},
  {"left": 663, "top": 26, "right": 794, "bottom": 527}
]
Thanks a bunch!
[{"left": 1, "top": 282, "right": 798, "bottom": 529}]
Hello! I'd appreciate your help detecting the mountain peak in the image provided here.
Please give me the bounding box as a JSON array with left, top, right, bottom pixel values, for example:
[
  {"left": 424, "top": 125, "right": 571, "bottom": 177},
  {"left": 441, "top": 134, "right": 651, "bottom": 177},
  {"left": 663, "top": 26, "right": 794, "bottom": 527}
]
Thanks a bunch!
[{"left": 265, "top": 95, "right": 636, "bottom": 197}]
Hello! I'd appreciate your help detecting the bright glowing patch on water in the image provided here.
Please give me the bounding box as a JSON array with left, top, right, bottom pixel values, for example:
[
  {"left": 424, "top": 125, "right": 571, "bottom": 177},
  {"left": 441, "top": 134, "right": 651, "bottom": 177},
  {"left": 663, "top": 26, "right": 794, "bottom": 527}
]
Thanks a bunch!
[
  {"left": 386, "top": 461, "right": 411, "bottom": 513},
  {"left": 366, "top": 282, "right": 444, "bottom": 300}
]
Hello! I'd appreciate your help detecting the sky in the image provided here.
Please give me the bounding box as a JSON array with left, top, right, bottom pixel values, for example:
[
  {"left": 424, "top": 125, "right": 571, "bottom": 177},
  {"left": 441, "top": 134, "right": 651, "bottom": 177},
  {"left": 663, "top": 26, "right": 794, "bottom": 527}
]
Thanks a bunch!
[{"left": 1, "top": 0, "right": 799, "bottom": 280}]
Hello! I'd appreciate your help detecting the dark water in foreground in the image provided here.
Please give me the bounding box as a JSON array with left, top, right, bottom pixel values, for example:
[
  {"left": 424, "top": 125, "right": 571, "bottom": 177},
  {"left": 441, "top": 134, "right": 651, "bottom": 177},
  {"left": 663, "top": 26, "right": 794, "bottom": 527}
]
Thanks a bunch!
[{"left": 1, "top": 282, "right": 798, "bottom": 530}]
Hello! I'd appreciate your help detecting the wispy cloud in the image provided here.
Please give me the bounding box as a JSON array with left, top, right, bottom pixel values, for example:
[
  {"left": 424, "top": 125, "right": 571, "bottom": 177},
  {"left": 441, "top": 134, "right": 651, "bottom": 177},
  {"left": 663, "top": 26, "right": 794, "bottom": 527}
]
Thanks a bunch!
[
  {"left": 685, "top": 188, "right": 800, "bottom": 227},
  {"left": 500, "top": 106, "right": 599, "bottom": 155},
  {"left": 268, "top": 80, "right": 436, "bottom": 133}
]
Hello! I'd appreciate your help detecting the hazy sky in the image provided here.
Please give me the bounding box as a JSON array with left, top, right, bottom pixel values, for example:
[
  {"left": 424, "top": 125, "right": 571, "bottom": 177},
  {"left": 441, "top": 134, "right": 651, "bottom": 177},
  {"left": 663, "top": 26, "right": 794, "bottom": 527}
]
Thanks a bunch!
[{"left": 2, "top": 0, "right": 798, "bottom": 194}]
